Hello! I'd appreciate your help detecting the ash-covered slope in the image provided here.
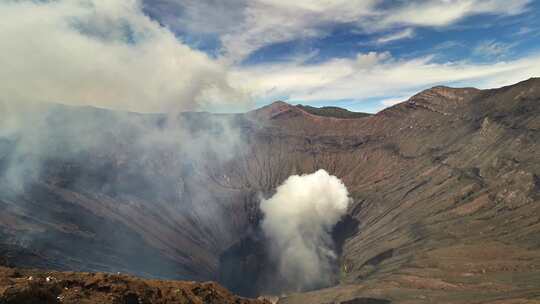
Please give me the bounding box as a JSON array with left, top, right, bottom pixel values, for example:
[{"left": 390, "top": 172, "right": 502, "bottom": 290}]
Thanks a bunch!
[
  {"left": 1, "top": 78, "right": 540, "bottom": 303},
  {"left": 279, "top": 79, "right": 540, "bottom": 303}
]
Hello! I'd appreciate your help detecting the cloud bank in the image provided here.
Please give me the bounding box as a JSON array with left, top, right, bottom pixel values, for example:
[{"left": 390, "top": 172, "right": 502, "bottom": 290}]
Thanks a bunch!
[
  {"left": 260, "top": 169, "right": 351, "bottom": 292},
  {"left": 0, "top": 0, "right": 250, "bottom": 113}
]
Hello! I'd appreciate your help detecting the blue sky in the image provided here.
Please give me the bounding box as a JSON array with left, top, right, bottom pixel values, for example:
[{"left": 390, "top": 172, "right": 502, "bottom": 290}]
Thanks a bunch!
[
  {"left": 141, "top": 0, "right": 540, "bottom": 113},
  {"left": 1, "top": 1, "right": 540, "bottom": 113}
]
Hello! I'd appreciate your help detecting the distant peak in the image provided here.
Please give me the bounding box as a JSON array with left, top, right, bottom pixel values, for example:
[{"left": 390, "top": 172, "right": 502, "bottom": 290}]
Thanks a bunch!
[
  {"left": 248, "top": 100, "right": 299, "bottom": 120},
  {"left": 296, "top": 104, "right": 371, "bottom": 119},
  {"left": 268, "top": 100, "right": 290, "bottom": 107},
  {"left": 427, "top": 85, "right": 478, "bottom": 94},
  {"left": 409, "top": 85, "right": 479, "bottom": 104},
  {"left": 262, "top": 100, "right": 294, "bottom": 111}
]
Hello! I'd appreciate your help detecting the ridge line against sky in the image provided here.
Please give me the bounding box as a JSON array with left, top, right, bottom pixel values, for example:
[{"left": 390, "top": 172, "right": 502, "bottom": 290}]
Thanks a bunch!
[{"left": 1, "top": 0, "right": 539, "bottom": 114}]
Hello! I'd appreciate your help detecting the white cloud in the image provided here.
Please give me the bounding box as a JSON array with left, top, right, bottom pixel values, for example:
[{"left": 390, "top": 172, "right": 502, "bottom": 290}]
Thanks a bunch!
[
  {"left": 0, "top": 0, "right": 251, "bottom": 113},
  {"left": 232, "top": 51, "right": 540, "bottom": 111},
  {"left": 376, "top": 28, "right": 415, "bottom": 44},
  {"left": 381, "top": 0, "right": 531, "bottom": 28},
  {"left": 380, "top": 96, "right": 410, "bottom": 107},
  {"left": 474, "top": 40, "right": 515, "bottom": 58},
  {"left": 149, "top": 0, "right": 531, "bottom": 61},
  {"left": 220, "top": 0, "right": 379, "bottom": 62},
  {"left": 145, "top": 0, "right": 247, "bottom": 36}
]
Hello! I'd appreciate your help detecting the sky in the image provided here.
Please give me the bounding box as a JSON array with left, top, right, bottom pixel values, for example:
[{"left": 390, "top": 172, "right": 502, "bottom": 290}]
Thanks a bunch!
[{"left": 1, "top": 0, "right": 539, "bottom": 113}]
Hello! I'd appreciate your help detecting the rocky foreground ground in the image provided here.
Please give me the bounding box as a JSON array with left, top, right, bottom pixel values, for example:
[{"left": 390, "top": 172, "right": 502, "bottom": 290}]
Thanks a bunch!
[{"left": 0, "top": 266, "right": 270, "bottom": 304}]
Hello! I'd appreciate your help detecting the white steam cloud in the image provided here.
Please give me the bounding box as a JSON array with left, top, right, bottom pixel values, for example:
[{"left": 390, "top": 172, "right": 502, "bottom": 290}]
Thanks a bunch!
[
  {"left": 260, "top": 169, "right": 350, "bottom": 292},
  {"left": 0, "top": 0, "right": 250, "bottom": 113}
]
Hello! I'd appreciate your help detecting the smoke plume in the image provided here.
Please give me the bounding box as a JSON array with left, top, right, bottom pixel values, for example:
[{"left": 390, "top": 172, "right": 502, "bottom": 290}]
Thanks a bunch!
[
  {"left": 260, "top": 169, "right": 351, "bottom": 292},
  {"left": 0, "top": 0, "right": 250, "bottom": 113}
]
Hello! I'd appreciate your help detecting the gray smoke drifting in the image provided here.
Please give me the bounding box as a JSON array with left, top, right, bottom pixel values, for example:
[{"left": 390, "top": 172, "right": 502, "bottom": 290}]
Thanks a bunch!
[
  {"left": 0, "top": 0, "right": 249, "bottom": 194},
  {"left": 260, "top": 169, "right": 351, "bottom": 292},
  {"left": 0, "top": 1, "right": 251, "bottom": 280},
  {"left": 0, "top": 98, "right": 248, "bottom": 279}
]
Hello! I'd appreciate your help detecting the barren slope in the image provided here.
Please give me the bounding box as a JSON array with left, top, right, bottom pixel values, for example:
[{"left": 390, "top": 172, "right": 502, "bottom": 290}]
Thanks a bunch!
[{"left": 1, "top": 78, "right": 540, "bottom": 303}]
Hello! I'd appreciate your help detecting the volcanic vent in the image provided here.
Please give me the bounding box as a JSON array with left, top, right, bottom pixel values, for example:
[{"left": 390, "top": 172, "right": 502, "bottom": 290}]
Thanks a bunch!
[{"left": 218, "top": 169, "right": 358, "bottom": 297}]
